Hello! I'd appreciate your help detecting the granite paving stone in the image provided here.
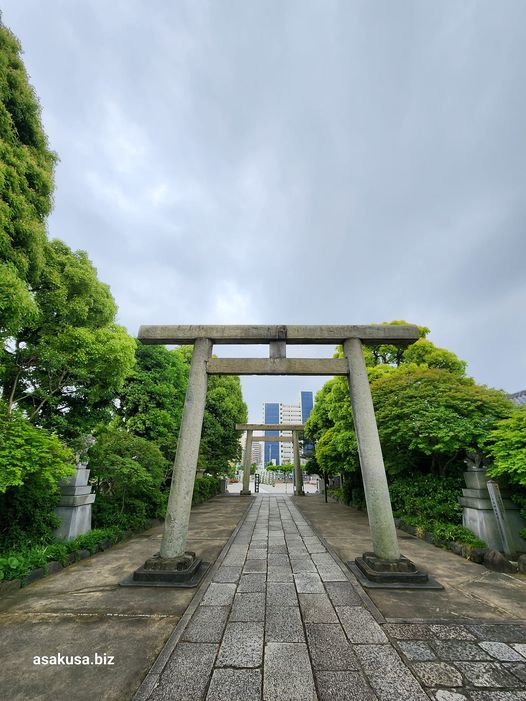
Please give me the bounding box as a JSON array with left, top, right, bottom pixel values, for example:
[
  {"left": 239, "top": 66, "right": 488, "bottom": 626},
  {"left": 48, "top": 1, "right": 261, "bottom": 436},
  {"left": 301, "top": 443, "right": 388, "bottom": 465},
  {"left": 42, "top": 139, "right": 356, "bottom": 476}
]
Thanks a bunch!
[
  {"left": 411, "top": 662, "right": 463, "bottom": 687},
  {"left": 318, "top": 568, "right": 348, "bottom": 582},
  {"left": 455, "top": 661, "right": 522, "bottom": 688},
  {"left": 243, "top": 559, "right": 267, "bottom": 573},
  {"left": 479, "top": 641, "right": 526, "bottom": 662},
  {"left": 291, "top": 558, "right": 318, "bottom": 573},
  {"left": 337, "top": 606, "right": 388, "bottom": 644},
  {"left": 469, "top": 692, "right": 526, "bottom": 701},
  {"left": 431, "top": 640, "right": 492, "bottom": 661},
  {"left": 151, "top": 642, "right": 217, "bottom": 701},
  {"left": 212, "top": 566, "right": 242, "bottom": 583},
  {"left": 504, "top": 663, "right": 526, "bottom": 683},
  {"left": 201, "top": 582, "right": 237, "bottom": 606},
  {"left": 513, "top": 645, "right": 526, "bottom": 660},
  {"left": 396, "top": 640, "right": 437, "bottom": 661},
  {"left": 182, "top": 605, "right": 230, "bottom": 643},
  {"left": 384, "top": 624, "right": 435, "bottom": 640},
  {"left": 305, "top": 623, "right": 360, "bottom": 671},
  {"left": 268, "top": 544, "right": 288, "bottom": 554},
  {"left": 265, "top": 606, "right": 305, "bottom": 642},
  {"left": 237, "top": 574, "right": 267, "bottom": 593},
  {"left": 432, "top": 692, "right": 469, "bottom": 701},
  {"left": 294, "top": 572, "right": 325, "bottom": 593},
  {"left": 266, "top": 582, "right": 298, "bottom": 607},
  {"left": 298, "top": 593, "right": 339, "bottom": 623},
  {"left": 230, "top": 592, "right": 265, "bottom": 621},
  {"left": 324, "top": 581, "right": 362, "bottom": 607},
  {"left": 263, "top": 642, "right": 316, "bottom": 701},
  {"left": 315, "top": 671, "right": 377, "bottom": 701},
  {"left": 429, "top": 625, "right": 476, "bottom": 641},
  {"left": 247, "top": 549, "right": 268, "bottom": 560},
  {"left": 267, "top": 554, "right": 290, "bottom": 566},
  {"left": 216, "top": 621, "right": 264, "bottom": 668},
  {"left": 206, "top": 669, "right": 262, "bottom": 701},
  {"left": 267, "top": 565, "right": 294, "bottom": 582},
  {"left": 468, "top": 625, "right": 526, "bottom": 643}
]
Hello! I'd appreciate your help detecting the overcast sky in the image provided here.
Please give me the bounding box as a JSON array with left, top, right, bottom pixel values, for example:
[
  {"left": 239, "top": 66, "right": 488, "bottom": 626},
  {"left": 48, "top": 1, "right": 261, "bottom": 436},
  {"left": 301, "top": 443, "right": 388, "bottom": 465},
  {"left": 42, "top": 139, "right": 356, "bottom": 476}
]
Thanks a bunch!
[{"left": 3, "top": 1, "right": 525, "bottom": 420}]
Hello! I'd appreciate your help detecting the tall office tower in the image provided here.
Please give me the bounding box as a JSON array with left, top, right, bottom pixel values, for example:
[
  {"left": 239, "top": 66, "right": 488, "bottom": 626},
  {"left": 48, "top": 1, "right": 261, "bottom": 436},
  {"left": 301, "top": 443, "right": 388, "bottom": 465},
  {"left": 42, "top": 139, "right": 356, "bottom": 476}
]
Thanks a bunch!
[
  {"left": 264, "top": 402, "right": 280, "bottom": 466},
  {"left": 262, "top": 392, "right": 315, "bottom": 466},
  {"left": 251, "top": 441, "right": 263, "bottom": 469}
]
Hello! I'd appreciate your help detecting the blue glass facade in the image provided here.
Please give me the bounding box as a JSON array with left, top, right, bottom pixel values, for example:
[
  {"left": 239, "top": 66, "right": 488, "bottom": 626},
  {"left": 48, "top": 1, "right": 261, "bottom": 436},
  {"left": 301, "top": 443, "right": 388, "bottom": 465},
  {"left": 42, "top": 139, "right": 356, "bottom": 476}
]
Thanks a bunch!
[
  {"left": 300, "top": 391, "right": 314, "bottom": 423},
  {"left": 264, "top": 402, "right": 280, "bottom": 466}
]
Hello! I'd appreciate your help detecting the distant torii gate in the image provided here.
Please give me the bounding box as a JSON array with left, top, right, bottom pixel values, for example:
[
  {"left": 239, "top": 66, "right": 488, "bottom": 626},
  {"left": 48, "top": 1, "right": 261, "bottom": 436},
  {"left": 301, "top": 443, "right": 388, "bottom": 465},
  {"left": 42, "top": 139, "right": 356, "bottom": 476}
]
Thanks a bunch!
[
  {"left": 124, "top": 324, "right": 437, "bottom": 588},
  {"left": 236, "top": 423, "right": 306, "bottom": 496}
]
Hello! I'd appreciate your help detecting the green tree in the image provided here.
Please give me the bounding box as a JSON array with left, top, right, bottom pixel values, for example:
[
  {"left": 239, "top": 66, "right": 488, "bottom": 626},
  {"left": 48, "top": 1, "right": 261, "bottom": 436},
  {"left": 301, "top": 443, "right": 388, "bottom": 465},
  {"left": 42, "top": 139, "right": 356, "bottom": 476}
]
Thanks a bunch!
[
  {"left": 487, "top": 406, "right": 526, "bottom": 487},
  {"left": 88, "top": 426, "right": 169, "bottom": 531},
  {"left": 118, "top": 344, "right": 188, "bottom": 462},
  {"left": 1, "top": 240, "right": 136, "bottom": 438},
  {"left": 0, "top": 25, "right": 55, "bottom": 342}
]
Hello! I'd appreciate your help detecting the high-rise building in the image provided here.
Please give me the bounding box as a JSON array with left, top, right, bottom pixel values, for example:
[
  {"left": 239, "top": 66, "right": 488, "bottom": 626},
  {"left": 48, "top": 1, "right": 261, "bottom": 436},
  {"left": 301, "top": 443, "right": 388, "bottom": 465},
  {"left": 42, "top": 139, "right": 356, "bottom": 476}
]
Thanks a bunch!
[{"left": 262, "top": 392, "right": 314, "bottom": 466}]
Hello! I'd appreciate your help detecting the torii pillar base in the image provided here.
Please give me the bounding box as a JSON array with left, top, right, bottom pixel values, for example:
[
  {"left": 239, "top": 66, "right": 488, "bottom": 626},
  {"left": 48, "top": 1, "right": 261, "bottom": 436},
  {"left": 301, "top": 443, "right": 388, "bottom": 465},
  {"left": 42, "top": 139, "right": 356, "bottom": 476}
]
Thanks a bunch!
[
  {"left": 240, "top": 490, "right": 252, "bottom": 496},
  {"left": 120, "top": 551, "right": 210, "bottom": 588},
  {"left": 348, "top": 552, "right": 443, "bottom": 590}
]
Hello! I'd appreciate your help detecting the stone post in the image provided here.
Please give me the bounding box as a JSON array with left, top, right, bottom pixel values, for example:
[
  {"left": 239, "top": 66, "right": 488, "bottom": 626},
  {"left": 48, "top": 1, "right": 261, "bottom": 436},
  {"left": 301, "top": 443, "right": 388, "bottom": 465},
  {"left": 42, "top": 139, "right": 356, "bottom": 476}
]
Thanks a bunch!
[
  {"left": 160, "top": 338, "right": 212, "bottom": 559},
  {"left": 343, "top": 338, "right": 400, "bottom": 561},
  {"left": 241, "top": 430, "right": 253, "bottom": 495},
  {"left": 293, "top": 431, "right": 304, "bottom": 496}
]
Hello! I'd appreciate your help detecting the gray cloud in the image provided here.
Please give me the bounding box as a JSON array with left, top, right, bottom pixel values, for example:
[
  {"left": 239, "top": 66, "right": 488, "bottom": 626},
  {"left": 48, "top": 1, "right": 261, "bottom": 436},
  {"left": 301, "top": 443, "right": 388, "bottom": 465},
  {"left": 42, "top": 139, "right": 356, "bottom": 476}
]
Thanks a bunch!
[{"left": 3, "top": 0, "right": 526, "bottom": 418}]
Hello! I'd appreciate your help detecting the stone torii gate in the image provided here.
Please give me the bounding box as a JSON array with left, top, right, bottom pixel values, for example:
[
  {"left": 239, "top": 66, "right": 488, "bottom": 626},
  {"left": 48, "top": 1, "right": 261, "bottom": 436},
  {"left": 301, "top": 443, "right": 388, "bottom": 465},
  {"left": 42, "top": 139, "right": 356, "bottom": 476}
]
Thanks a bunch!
[
  {"left": 236, "top": 423, "right": 305, "bottom": 496},
  {"left": 124, "top": 324, "right": 436, "bottom": 588}
]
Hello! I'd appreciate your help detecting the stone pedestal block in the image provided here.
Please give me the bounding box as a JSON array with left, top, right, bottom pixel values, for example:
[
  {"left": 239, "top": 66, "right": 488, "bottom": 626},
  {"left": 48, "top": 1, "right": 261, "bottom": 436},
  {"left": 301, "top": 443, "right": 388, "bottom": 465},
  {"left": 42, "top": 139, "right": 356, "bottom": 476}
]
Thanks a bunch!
[
  {"left": 54, "top": 465, "right": 95, "bottom": 541},
  {"left": 459, "top": 470, "right": 526, "bottom": 553}
]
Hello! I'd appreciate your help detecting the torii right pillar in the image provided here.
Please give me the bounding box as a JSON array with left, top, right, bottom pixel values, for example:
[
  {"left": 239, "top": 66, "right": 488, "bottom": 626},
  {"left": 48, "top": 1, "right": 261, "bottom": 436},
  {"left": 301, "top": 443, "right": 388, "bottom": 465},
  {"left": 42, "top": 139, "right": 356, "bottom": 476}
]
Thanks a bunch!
[{"left": 344, "top": 337, "right": 437, "bottom": 586}]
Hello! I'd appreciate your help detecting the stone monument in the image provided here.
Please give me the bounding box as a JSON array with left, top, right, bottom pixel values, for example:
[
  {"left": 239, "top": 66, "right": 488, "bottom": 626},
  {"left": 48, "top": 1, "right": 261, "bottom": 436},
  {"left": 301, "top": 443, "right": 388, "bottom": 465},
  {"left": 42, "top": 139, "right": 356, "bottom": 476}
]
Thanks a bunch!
[{"left": 54, "top": 461, "right": 95, "bottom": 541}]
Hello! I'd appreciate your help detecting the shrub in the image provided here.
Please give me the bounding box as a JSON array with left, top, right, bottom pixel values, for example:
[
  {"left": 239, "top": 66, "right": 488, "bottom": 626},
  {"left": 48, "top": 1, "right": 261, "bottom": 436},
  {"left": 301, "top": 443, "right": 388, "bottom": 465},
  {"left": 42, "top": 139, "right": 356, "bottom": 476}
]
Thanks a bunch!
[
  {"left": 192, "top": 475, "right": 221, "bottom": 505},
  {"left": 389, "top": 474, "right": 464, "bottom": 524}
]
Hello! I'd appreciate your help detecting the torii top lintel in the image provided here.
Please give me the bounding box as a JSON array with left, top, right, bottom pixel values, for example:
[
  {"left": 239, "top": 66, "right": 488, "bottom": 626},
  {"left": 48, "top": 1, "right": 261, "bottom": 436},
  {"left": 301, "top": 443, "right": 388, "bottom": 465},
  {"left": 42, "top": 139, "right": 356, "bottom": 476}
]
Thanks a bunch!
[{"left": 138, "top": 324, "right": 420, "bottom": 345}]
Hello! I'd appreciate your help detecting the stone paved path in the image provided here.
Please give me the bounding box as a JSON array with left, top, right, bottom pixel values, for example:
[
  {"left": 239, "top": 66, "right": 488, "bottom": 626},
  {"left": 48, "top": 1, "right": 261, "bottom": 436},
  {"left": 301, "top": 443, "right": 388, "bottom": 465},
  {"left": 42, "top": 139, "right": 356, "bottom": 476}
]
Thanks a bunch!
[{"left": 137, "top": 496, "right": 526, "bottom": 701}]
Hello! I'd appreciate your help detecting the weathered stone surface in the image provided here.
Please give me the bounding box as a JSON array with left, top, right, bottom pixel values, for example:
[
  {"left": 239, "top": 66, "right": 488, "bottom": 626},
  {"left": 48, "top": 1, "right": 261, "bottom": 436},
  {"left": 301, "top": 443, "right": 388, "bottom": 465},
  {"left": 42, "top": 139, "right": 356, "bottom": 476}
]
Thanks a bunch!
[
  {"left": 212, "top": 566, "right": 242, "bottom": 583},
  {"left": 478, "top": 641, "right": 526, "bottom": 661},
  {"left": 433, "top": 692, "right": 469, "bottom": 701},
  {"left": 324, "top": 581, "right": 362, "bottom": 607},
  {"left": 266, "top": 582, "right": 297, "bottom": 607},
  {"left": 268, "top": 544, "right": 287, "bottom": 554},
  {"left": 298, "top": 594, "right": 338, "bottom": 623},
  {"left": 267, "top": 565, "right": 294, "bottom": 582},
  {"left": 315, "top": 671, "right": 377, "bottom": 701},
  {"left": 201, "top": 582, "right": 237, "bottom": 607},
  {"left": 263, "top": 642, "right": 316, "bottom": 701},
  {"left": 353, "top": 645, "right": 427, "bottom": 701},
  {"left": 512, "top": 644, "right": 526, "bottom": 660},
  {"left": 431, "top": 640, "right": 492, "bottom": 661},
  {"left": 247, "top": 549, "right": 267, "bottom": 560},
  {"left": 206, "top": 669, "right": 262, "bottom": 701},
  {"left": 230, "top": 592, "right": 265, "bottom": 621},
  {"left": 243, "top": 559, "right": 267, "bottom": 573},
  {"left": 151, "top": 642, "right": 217, "bottom": 701},
  {"left": 306, "top": 624, "right": 359, "bottom": 671},
  {"left": 294, "top": 572, "right": 324, "bottom": 593},
  {"left": 455, "top": 661, "right": 521, "bottom": 688},
  {"left": 182, "top": 606, "right": 230, "bottom": 643},
  {"left": 469, "top": 692, "right": 526, "bottom": 701},
  {"left": 265, "top": 606, "right": 304, "bottom": 643},
  {"left": 470, "top": 625, "right": 526, "bottom": 643},
  {"left": 483, "top": 550, "right": 518, "bottom": 573},
  {"left": 503, "top": 662, "right": 526, "bottom": 682},
  {"left": 428, "top": 625, "right": 476, "bottom": 641},
  {"left": 411, "top": 662, "right": 462, "bottom": 687},
  {"left": 518, "top": 554, "right": 526, "bottom": 573},
  {"left": 216, "top": 622, "right": 264, "bottom": 668},
  {"left": 291, "top": 558, "right": 318, "bottom": 573},
  {"left": 237, "top": 574, "right": 267, "bottom": 593},
  {"left": 337, "top": 607, "right": 387, "bottom": 644},
  {"left": 267, "top": 554, "right": 290, "bottom": 566},
  {"left": 384, "top": 624, "right": 434, "bottom": 640},
  {"left": 396, "top": 640, "right": 437, "bottom": 661}
]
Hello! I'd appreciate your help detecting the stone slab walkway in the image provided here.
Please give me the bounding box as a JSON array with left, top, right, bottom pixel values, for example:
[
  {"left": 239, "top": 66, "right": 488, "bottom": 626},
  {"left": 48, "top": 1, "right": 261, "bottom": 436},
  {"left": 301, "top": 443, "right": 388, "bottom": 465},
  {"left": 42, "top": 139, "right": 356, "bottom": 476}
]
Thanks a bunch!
[{"left": 135, "top": 495, "right": 526, "bottom": 701}]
